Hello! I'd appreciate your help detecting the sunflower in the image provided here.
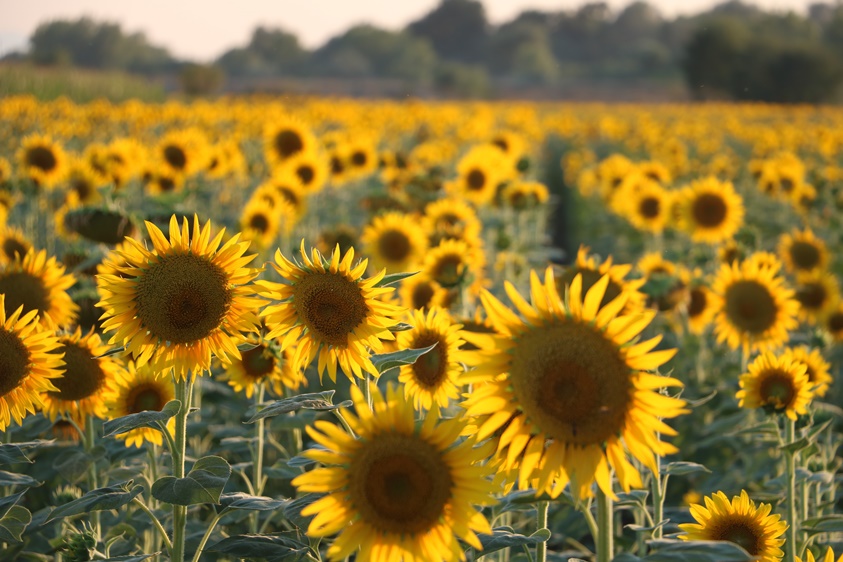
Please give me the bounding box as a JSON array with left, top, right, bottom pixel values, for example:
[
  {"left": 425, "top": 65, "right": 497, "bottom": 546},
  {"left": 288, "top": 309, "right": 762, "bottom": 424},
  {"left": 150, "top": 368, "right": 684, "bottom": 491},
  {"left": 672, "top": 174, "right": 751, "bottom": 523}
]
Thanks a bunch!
[
  {"left": 638, "top": 252, "right": 677, "bottom": 278},
  {"left": 745, "top": 252, "right": 784, "bottom": 275},
  {"left": 219, "top": 337, "right": 304, "bottom": 398},
  {"left": 399, "top": 274, "right": 453, "bottom": 312},
  {"left": 267, "top": 171, "right": 309, "bottom": 217},
  {"left": 145, "top": 171, "right": 185, "bottom": 197},
  {"left": 264, "top": 117, "right": 317, "bottom": 166},
  {"left": 677, "top": 177, "right": 744, "bottom": 244},
  {"left": 239, "top": 199, "right": 282, "bottom": 250},
  {"left": 0, "top": 226, "right": 32, "bottom": 266},
  {"left": 711, "top": 260, "right": 799, "bottom": 354},
  {"left": 396, "top": 307, "right": 468, "bottom": 412},
  {"left": 679, "top": 490, "right": 787, "bottom": 562},
  {"left": 316, "top": 225, "right": 358, "bottom": 258},
  {"left": 257, "top": 243, "right": 404, "bottom": 382},
  {"left": 491, "top": 130, "right": 527, "bottom": 163},
  {"left": 41, "top": 327, "right": 125, "bottom": 427},
  {"left": 422, "top": 239, "right": 486, "bottom": 292},
  {"left": 64, "top": 160, "right": 103, "bottom": 206},
  {"left": 501, "top": 181, "right": 549, "bottom": 210},
  {"left": 96, "top": 216, "right": 264, "bottom": 380},
  {"left": 737, "top": 351, "right": 813, "bottom": 420},
  {"left": 346, "top": 136, "right": 379, "bottom": 180},
  {"left": 782, "top": 346, "right": 832, "bottom": 398},
  {"left": 292, "top": 382, "right": 496, "bottom": 562},
  {"left": 448, "top": 145, "right": 508, "bottom": 206},
  {"left": 718, "top": 241, "right": 744, "bottom": 265},
  {"left": 279, "top": 150, "right": 329, "bottom": 194},
  {"left": 462, "top": 269, "right": 686, "bottom": 499},
  {"left": 156, "top": 129, "right": 209, "bottom": 177},
  {"left": 16, "top": 134, "right": 67, "bottom": 188},
  {"left": 0, "top": 248, "right": 78, "bottom": 328},
  {"left": 824, "top": 304, "right": 843, "bottom": 342},
  {"left": 0, "top": 157, "right": 11, "bottom": 186},
  {"left": 638, "top": 160, "right": 672, "bottom": 185},
  {"left": 779, "top": 228, "right": 829, "bottom": 275},
  {"left": 798, "top": 548, "right": 843, "bottom": 562},
  {"left": 686, "top": 278, "right": 717, "bottom": 335},
  {"left": 793, "top": 271, "right": 840, "bottom": 324},
  {"left": 106, "top": 360, "right": 175, "bottom": 449},
  {"left": 624, "top": 180, "right": 671, "bottom": 233},
  {"left": 360, "top": 212, "right": 428, "bottom": 274},
  {"left": 0, "top": 294, "right": 64, "bottom": 431},
  {"left": 555, "top": 246, "right": 647, "bottom": 315}
]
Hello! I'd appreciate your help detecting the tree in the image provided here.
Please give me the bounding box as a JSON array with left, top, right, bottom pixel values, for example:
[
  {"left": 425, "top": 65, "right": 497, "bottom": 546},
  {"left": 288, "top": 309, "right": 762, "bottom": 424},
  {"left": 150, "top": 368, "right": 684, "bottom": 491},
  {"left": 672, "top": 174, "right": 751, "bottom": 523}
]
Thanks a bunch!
[
  {"left": 217, "top": 27, "right": 307, "bottom": 78},
  {"left": 682, "top": 17, "right": 749, "bottom": 99},
  {"left": 407, "top": 0, "right": 489, "bottom": 63},
  {"left": 487, "top": 22, "right": 559, "bottom": 84}
]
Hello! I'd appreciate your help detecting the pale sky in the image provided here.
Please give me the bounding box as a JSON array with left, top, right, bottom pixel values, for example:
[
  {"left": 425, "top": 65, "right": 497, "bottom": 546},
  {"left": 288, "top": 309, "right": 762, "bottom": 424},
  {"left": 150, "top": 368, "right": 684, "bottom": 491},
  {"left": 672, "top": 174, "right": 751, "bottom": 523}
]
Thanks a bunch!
[{"left": 0, "top": 0, "right": 820, "bottom": 61}]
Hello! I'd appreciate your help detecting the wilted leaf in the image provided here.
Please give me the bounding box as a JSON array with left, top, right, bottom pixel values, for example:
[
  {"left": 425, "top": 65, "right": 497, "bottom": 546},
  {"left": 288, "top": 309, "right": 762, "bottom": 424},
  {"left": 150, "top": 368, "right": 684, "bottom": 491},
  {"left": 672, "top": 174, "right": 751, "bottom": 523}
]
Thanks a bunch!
[
  {"left": 0, "top": 470, "right": 39, "bottom": 487},
  {"left": 218, "top": 493, "right": 287, "bottom": 515}
]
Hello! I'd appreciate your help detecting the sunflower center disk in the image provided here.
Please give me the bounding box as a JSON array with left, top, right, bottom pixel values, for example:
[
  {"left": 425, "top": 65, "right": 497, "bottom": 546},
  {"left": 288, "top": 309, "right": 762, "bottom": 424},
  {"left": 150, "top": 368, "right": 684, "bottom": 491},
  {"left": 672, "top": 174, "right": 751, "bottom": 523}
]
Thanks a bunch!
[
  {"left": 48, "top": 342, "right": 106, "bottom": 401},
  {"left": 711, "top": 519, "right": 761, "bottom": 556},
  {"left": 163, "top": 145, "right": 187, "bottom": 170},
  {"left": 431, "top": 255, "right": 465, "bottom": 287},
  {"left": 412, "top": 283, "right": 436, "bottom": 310},
  {"left": 412, "top": 332, "right": 447, "bottom": 388},
  {"left": 0, "top": 272, "right": 50, "bottom": 317},
  {"left": 758, "top": 370, "right": 796, "bottom": 409},
  {"left": 466, "top": 169, "right": 486, "bottom": 190},
  {"left": 829, "top": 312, "right": 843, "bottom": 332},
  {"left": 351, "top": 151, "right": 367, "bottom": 167},
  {"left": 692, "top": 193, "right": 727, "bottom": 227},
  {"left": 27, "top": 146, "right": 57, "bottom": 172},
  {"left": 724, "top": 280, "right": 777, "bottom": 334},
  {"left": 293, "top": 272, "right": 368, "bottom": 346},
  {"left": 249, "top": 214, "right": 270, "bottom": 233},
  {"left": 241, "top": 345, "right": 276, "bottom": 378},
  {"left": 296, "top": 165, "right": 315, "bottom": 185},
  {"left": 796, "top": 282, "right": 826, "bottom": 310},
  {"left": 135, "top": 253, "right": 233, "bottom": 345},
  {"left": 789, "top": 241, "right": 820, "bottom": 270},
  {"left": 128, "top": 384, "right": 166, "bottom": 413},
  {"left": 0, "top": 329, "right": 31, "bottom": 397},
  {"left": 639, "top": 197, "right": 661, "bottom": 218},
  {"left": 510, "top": 323, "right": 633, "bottom": 446},
  {"left": 378, "top": 230, "right": 411, "bottom": 263},
  {"left": 688, "top": 288, "right": 707, "bottom": 317},
  {"left": 274, "top": 130, "right": 304, "bottom": 158},
  {"left": 2, "top": 239, "right": 28, "bottom": 262},
  {"left": 350, "top": 434, "right": 452, "bottom": 534}
]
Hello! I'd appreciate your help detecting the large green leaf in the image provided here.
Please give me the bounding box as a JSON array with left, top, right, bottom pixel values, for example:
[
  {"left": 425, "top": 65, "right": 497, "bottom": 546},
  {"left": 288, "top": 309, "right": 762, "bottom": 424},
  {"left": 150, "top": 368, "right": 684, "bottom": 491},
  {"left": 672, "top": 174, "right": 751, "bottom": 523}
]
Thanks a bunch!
[
  {"left": 217, "top": 493, "right": 287, "bottom": 515},
  {"left": 370, "top": 343, "right": 438, "bottom": 377},
  {"left": 801, "top": 514, "right": 843, "bottom": 534},
  {"left": 645, "top": 539, "right": 752, "bottom": 561},
  {"left": 374, "top": 271, "right": 418, "bottom": 287},
  {"left": 468, "top": 527, "right": 551, "bottom": 557},
  {"left": 0, "top": 470, "right": 39, "bottom": 487},
  {"left": 0, "top": 505, "right": 31, "bottom": 542},
  {"left": 205, "top": 533, "right": 310, "bottom": 561},
  {"left": 102, "top": 400, "right": 181, "bottom": 438},
  {"left": 152, "top": 456, "right": 231, "bottom": 506},
  {"left": 0, "top": 441, "right": 50, "bottom": 465},
  {"left": 46, "top": 481, "right": 143, "bottom": 523},
  {"left": 245, "top": 391, "right": 350, "bottom": 424}
]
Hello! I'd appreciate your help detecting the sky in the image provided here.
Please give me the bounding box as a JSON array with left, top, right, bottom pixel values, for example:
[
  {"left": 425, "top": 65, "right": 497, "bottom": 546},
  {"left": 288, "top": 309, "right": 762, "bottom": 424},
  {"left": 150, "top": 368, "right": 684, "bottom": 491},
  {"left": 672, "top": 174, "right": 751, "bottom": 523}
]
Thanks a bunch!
[{"left": 0, "top": 0, "right": 821, "bottom": 61}]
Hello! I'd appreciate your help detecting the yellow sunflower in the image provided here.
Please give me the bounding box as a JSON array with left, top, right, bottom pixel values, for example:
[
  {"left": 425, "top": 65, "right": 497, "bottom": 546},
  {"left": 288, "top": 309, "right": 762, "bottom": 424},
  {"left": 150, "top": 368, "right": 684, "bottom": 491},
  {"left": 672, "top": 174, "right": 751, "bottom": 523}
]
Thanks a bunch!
[
  {"left": 239, "top": 198, "right": 282, "bottom": 250},
  {"left": 360, "top": 212, "right": 428, "bottom": 274},
  {"left": 0, "top": 294, "right": 64, "bottom": 431},
  {"left": 292, "top": 382, "right": 496, "bottom": 562},
  {"left": 793, "top": 271, "right": 840, "bottom": 324},
  {"left": 555, "top": 246, "right": 647, "bottom": 315},
  {"left": 423, "top": 198, "right": 483, "bottom": 245},
  {"left": 824, "top": 304, "right": 843, "bottom": 343},
  {"left": 745, "top": 252, "right": 784, "bottom": 275},
  {"left": 17, "top": 134, "right": 68, "bottom": 188},
  {"left": 448, "top": 145, "right": 508, "bottom": 206},
  {"left": 267, "top": 170, "right": 309, "bottom": 218},
  {"left": 718, "top": 241, "right": 744, "bottom": 266},
  {"left": 399, "top": 274, "right": 453, "bottom": 312},
  {"left": 0, "top": 248, "right": 78, "bottom": 328},
  {"left": 96, "top": 216, "right": 264, "bottom": 380},
  {"left": 779, "top": 228, "right": 828, "bottom": 275},
  {"left": 145, "top": 171, "right": 185, "bottom": 197},
  {"left": 686, "top": 280, "right": 717, "bottom": 335},
  {"left": 462, "top": 269, "right": 686, "bottom": 499},
  {"left": 500, "top": 181, "right": 550, "bottom": 210},
  {"left": 798, "top": 548, "right": 843, "bottom": 562},
  {"left": 64, "top": 159, "right": 104, "bottom": 206},
  {"left": 106, "top": 360, "right": 175, "bottom": 449},
  {"left": 638, "top": 252, "right": 677, "bottom": 278},
  {"left": 156, "top": 129, "right": 209, "bottom": 177},
  {"left": 396, "top": 307, "right": 468, "bottom": 412},
  {"left": 679, "top": 490, "right": 787, "bottom": 562},
  {"left": 264, "top": 117, "right": 317, "bottom": 167},
  {"left": 257, "top": 243, "right": 405, "bottom": 382},
  {"left": 0, "top": 157, "right": 11, "bottom": 186},
  {"left": 219, "top": 337, "right": 305, "bottom": 398},
  {"left": 345, "top": 136, "right": 379, "bottom": 180},
  {"left": 279, "top": 150, "right": 329, "bottom": 194},
  {"left": 623, "top": 180, "right": 671, "bottom": 233},
  {"left": 677, "top": 177, "right": 744, "bottom": 244},
  {"left": 41, "top": 327, "right": 126, "bottom": 427},
  {"left": 0, "top": 226, "right": 32, "bottom": 266},
  {"left": 737, "top": 351, "right": 813, "bottom": 420},
  {"left": 711, "top": 260, "right": 799, "bottom": 354},
  {"left": 782, "top": 346, "right": 832, "bottom": 398}
]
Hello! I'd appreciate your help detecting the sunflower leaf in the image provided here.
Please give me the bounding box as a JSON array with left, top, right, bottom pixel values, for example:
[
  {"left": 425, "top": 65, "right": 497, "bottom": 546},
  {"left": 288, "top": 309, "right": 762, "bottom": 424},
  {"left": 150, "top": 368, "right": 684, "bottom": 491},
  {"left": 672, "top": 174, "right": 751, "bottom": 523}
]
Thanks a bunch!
[
  {"left": 801, "top": 514, "right": 843, "bottom": 533},
  {"left": 370, "top": 343, "right": 438, "bottom": 377},
  {"left": 0, "top": 505, "right": 31, "bottom": 543},
  {"left": 468, "top": 527, "right": 550, "bottom": 557},
  {"left": 661, "top": 461, "right": 711, "bottom": 476},
  {"left": 152, "top": 456, "right": 231, "bottom": 506},
  {"left": 102, "top": 400, "right": 182, "bottom": 438},
  {"left": 0, "top": 470, "right": 40, "bottom": 487},
  {"left": 0, "top": 442, "right": 46, "bottom": 465},
  {"left": 245, "top": 391, "right": 345, "bottom": 424},
  {"left": 205, "top": 532, "right": 310, "bottom": 561},
  {"left": 780, "top": 436, "right": 810, "bottom": 455},
  {"left": 644, "top": 539, "right": 752, "bottom": 561},
  {"left": 94, "top": 555, "right": 160, "bottom": 562},
  {"left": 46, "top": 481, "right": 143, "bottom": 523},
  {"left": 217, "top": 492, "right": 287, "bottom": 515},
  {"left": 374, "top": 271, "right": 418, "bottom": 287}
]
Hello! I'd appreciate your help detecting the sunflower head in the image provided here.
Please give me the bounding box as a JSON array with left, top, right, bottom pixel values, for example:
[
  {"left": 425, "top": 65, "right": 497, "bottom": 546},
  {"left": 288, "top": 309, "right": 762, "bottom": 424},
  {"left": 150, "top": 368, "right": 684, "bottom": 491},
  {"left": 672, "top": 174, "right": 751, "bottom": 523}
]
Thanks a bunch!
[
  {"left": 794, "top": 271, "right": 840, "bottom": 324},
  {"left": 737, "top": 351, "right": 813, "bottom": 420},
  {"left": 106, "top": 360, "right": 175, "bottom": 448},
  {"left": 0, "top": 226, "right": 32, "bottom": 266},
  {"left": 17, "top": 134, "right": 67, "bottom": 188},
  {"left": 0, "top": 248, "right": 78, "bottom": 329},
  {"left": 779, "top": 228, "right": 828, "bottom": 274},
  {"left": 360, "top": 212, "right": 428, "bottom": 273},
  {"left": 555, "top": 246, "right": 647, "bottom": 316},
  {"left": 219, "top": 337, "right": 305, "bottom": 398},
  {"left": 677, "top": 177, "right": 744, "bottom": 244},
  {"left": 797, "top": 548, "right": 843, "bottom": 562},
  {"left": 782, "top": 346, "right": 832, "bottom": 398}
]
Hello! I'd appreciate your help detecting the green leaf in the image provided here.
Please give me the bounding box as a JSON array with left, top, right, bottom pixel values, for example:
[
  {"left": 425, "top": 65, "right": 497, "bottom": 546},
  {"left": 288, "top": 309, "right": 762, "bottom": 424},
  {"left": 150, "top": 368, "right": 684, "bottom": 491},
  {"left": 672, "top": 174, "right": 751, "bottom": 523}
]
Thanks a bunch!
[
  {"left": 801, "top": 514, "right": 843, "bottom": 533},
  {"left": 46, "top": 481, "right": 143, "bottom": 523},
  {"left": 661, "top": 462, "right": 711, "bottom": 476},
  {"left": 469, "top": 527, "right": 550, "bottom": 556},
  {"left": 245, "top": 391, "right": 350, "bottom": 424},
  {"left": 0, "top": 505, "right": 31, "bottom": 542},
  {"left": 0, "top": 441, "right": 49, "bottom": 465},
  {"left": 780, "top": 437, "right": 810, "bottom": 455},
  {"left": 0, "top": 470, "right": 39, "bottom": 487},
  {"left": 0, "top": 491, "right": 25, "bottom": 519},
  {"left": 102, "top": 400, "right": 181, "bottom": 438},
  {"left": 283, "top": 494, "right": 323, "bottom": 529},
  {"left": 374, "top": 271, "right": 418, "bottom": 287},
  {"left": 645, "top": 539, "right": 752, "bottom": 561},
  {"left": 218, "top": 493, "right": 287, "bottom": 515},
  {"left": 205, "top": 533, "right": 309, "bottom": 561},
  {"left": 152, "top": 456, "right": 231, "bottom": 506},
  {"left": 96, "top": 555, "right": 160, "bottom": 561},
  {"left": 390, "top": 322, "right": 414, "bottom": 332},
  {"left": 370, "top": 343, "right": 437, "bottom": 377},
  {"left": 615, "top": 490, "right": 649, "bottom": 508}
]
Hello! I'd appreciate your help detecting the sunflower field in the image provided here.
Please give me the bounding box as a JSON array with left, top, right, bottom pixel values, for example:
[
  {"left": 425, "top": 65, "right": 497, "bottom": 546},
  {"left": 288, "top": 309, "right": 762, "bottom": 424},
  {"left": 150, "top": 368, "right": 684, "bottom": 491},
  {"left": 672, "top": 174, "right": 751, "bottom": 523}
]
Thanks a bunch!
[{"left": 0, "top": 94, "right": 841, "bottom": 562}]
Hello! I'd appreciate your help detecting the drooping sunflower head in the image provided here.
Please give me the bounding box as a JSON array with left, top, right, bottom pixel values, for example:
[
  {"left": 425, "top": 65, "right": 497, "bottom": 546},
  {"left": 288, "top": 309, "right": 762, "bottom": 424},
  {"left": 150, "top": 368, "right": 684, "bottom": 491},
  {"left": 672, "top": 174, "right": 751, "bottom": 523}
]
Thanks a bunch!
[
  {"left": 360, "top": 212, "right": 428, "bottom": 273},
  {"left": 0, "top": 248, "right": 78, "bottom": 329},
  {"left": 0, "top": 226, "right": 32, "bottom": 266},
  {"left": 679, "top": 490, "right": 787, "bottom": 562},
  {"left": 96, "top": 215, "right": 264, "bottom": 380},
  {"left": 782, "top": 346, "right": 832, "bottom": 398},
  {"left": 106, "top": 360, "right": 175, "bottom": 448},
  {"left": 677, "top": 177, "right": 744, "bottom": 244},
  {"left": 555, "top": 246, "right": 647, "bottom": 316},
  {"left": 61, "top": 207, "right": 137, "bottom": 246},
  {"left": 219, "top": 337, "right": 305, "bottom": 398},
  {"left": 711, "top": 260, "right": 799, "bottom": 354},
  {"left": 292, "top": 382, "right": 496, "bottom": 562},
  {"left": 17, "top": 134, "right": 67, "bottom": 188},
  {"left": 779, "top": 228, "right": 828, "bottom": 275},
  {"left": 793, "top": 271, "right": 840, "bottom": 324},
  {"left": 462, "top": 268, "right": 686, "bottom": 499},
  {"left": 737, "top": 351, "right": 813, "bottom": 420},
  {"left": 258, "top": 242, "right": 405, "bottom": 382},
  {"left": 41, "top": 327, "right": 126, "bottom": 427},
  {"left": 0, "top": 294, "right": 64, "bottom": 431}
]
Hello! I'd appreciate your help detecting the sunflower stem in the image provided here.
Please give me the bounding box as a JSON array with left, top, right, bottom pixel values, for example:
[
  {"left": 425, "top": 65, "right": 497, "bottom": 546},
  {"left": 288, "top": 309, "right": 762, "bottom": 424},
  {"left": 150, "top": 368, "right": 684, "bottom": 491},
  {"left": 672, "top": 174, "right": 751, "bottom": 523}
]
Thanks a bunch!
[
  {"left": 84, "top": 416, "right": 101, "bottom": 542},
  {"left": 362, "top": 374, "right": 373, "bottom": 409},
  {"left": 536, "top": 501, "right": 549, "bottom": 562},
  {"left": 651, "top": 459, "right": 664, "bottom": 539},
  {"left": 596, "top": 487, "right": 614, "bottom": 562},
  {"left": 251, "top": 382, "right": 266, "bottom": 534},
  {"left": 171, "top": 374, "right": 193, "bottom": 562},
  {"left": 784, "top": 417, "right": 798, "bottom": 562}
]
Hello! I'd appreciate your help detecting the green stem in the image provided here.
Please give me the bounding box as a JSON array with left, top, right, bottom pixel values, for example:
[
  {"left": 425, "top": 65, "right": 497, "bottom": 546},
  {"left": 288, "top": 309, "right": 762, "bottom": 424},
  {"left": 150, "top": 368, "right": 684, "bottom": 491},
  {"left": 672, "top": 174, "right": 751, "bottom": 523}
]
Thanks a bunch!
[
  {"left": 251, "top": 383, "right": 266, "bottom": 534},
  {"left": 362, "top": 374, "right": 373, "bottom": 409},
  {"left": 191, "top": 513, "right": 223, "bottom": 562},
  {"left": 651, "top": 459, "right": 664, "bottom": 539},
  {"left": 84, "top": 416, "right": 101, "bottom": 541},
  {"left": 132, "top": 496, "right": 173, "bottom": 554},
  {"left": 536, "top": 501, "right": 549, "bottom": 562},
  {"left": 597, "top": 488, "right": 614, "bottom": 562},
  {"left": 784, "top": 418, "right": 798, "bottom": 562},
  {"left": 171, "top": 375, "right": 194, "bottom": 562}
]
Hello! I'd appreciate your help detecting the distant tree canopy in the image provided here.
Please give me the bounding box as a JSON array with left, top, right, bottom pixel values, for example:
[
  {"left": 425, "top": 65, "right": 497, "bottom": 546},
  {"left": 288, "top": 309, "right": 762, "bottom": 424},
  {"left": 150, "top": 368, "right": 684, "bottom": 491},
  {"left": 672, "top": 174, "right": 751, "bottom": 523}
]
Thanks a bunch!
[{"left": 14, "top": 1, "right": 843, "bottom": 102}]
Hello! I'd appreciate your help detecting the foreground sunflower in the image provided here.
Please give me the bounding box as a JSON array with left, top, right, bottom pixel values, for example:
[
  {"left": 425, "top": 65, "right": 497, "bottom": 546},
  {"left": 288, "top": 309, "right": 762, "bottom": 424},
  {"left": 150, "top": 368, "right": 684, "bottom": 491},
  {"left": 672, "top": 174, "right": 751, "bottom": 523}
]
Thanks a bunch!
[
  {"left": 463, "top": 269, "right": 686, "bottom": 499},
  {"left": 106, "top": 360, "right": 174, "bottom": 448},
  {"left": 711, "top": 260, "right": 799, "bottom": 354},
  {"left": 293, "top": 382, "right": 496, "bottom": 562},
  {"left": 396, "top": 307, "right": 467, "bottom": 412},
  {"left": 679, "top": 490, "right": 787, "bottom": 562},
  {"left": 737, "top": 351, "right": 813, "bottom": 420},
  {"left": 258, "top": 243, "right": 404, "bottom": 382},
  {"left": 97, "top": 216, "right": 264, "bottom": 380},
  {"left": 0, "top": 248, "right": 78, "bottom": 328},
  {"left": 799, "top": 548, "right": 843, "bottom": 562},
  {"left": 555, "top": 246, "right": 647, "bottom": 315},
  {"left": 219, "top": 336, "right": 304, "bottom": 398},
  {"left": 0, "top": 294, "right": 64, "bottom": 431}
]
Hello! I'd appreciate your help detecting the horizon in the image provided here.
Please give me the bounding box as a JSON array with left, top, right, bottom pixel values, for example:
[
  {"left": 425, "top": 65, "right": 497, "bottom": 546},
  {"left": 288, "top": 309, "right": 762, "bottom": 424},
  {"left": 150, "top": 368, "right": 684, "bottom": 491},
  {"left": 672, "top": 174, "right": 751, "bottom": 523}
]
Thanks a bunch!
[{"left": 0, "top": 0, "right": 821, "bottom": 61}]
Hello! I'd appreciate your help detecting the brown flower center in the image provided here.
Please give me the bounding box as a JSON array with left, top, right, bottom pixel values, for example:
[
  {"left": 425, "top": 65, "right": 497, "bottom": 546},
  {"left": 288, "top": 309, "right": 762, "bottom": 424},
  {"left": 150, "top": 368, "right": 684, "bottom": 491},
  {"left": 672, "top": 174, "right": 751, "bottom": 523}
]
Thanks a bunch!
[
  {"left": 0, "top": 272, "right": 50, "bottom": 318},
  {"left": 293, "top": 272, "right": 369, "bottom": 346},
  {"left": 639, "top": 196, "right": 661, "bottom": 219},
  {"left": 163, "top": 145, "right": 187, "bottom": 170},
  {"left": 758, "top": 369, "right": 796, "bottom": 409},
  {"left": 127, "top": 383, "right": 167, "bottom": 412},
  {"left": 724, "top": 280, "right": 777, "bottom": 335},
  {"left": 410, "top": 332, "right": 447, "bottom": 388},
  {"left": 26, "top": 146, "right": 57, "bottom": 172},
  {"left": 241, "top": 344, "right": 276, "bottom": 378},
  {"left": 466, "top": 169, "right": 486, "bottom": 191},
  {"left": 0, "top": 328, "right": 31, "bottom": 398},
  {"left": 377, "top": 230, "right": 412, "bottom": 264},
  {"left": 273, "top": 130, "right": 304, "bottom": 159},
  {"left": 692, "top": 193, "right": 728, "bottom": 228},
  {"left": 789, "top": 241, "right": 821, "bottom": 271},
  {"left": 48, "top": 341, "right": 106, "bottom": 401}
]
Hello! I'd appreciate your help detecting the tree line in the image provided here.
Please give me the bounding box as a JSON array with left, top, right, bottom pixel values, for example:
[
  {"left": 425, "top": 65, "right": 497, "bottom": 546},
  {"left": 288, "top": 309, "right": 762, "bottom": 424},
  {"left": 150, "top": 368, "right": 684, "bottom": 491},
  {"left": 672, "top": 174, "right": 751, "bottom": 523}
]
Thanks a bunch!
[{"left": 7, "top": 0, "right": 843, "bottom": 103}]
